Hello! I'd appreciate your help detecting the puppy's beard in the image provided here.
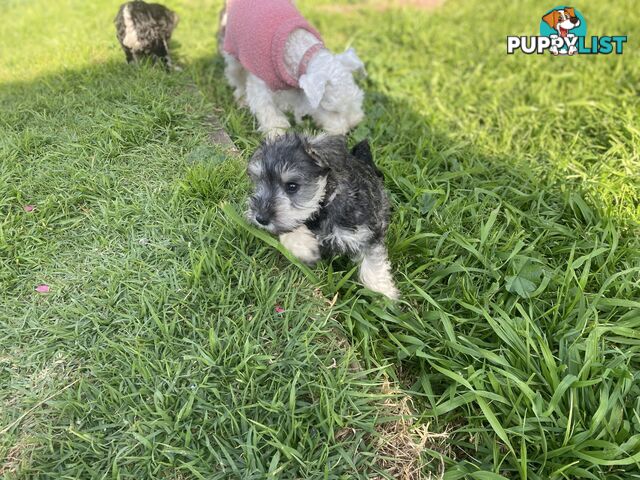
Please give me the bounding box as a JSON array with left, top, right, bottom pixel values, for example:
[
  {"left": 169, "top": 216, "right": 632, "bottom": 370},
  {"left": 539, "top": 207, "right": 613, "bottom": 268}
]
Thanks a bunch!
[
  {"left": 293, "top": 175, "right": 326, "bottom": 215},
  {"left": 315, "top": 104, "right": 362, "bottom": 135},
  {"left": 250, "top": 176, "right": 327, "bottom": 234},
  {"left": 317, "top": 82, "right": 364, "bottom": 134}
]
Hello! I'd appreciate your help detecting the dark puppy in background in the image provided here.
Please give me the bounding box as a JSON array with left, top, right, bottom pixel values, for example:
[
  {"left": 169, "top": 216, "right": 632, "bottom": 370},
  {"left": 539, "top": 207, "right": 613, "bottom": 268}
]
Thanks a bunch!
[
  {"left": 247, "top": 133, "right": 399, "bottom": 299},
  {"left": 114, "top": 1, "right": 179, "bottom": 70}
]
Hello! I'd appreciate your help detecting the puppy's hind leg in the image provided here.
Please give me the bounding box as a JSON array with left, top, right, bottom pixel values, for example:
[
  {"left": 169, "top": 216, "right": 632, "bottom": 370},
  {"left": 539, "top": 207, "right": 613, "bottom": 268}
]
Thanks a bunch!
[
  {"left": 152, "top": 39, "right": 173, "bottom": 71},
  {"left": 279, "top": 225, "right": 320, "bottom": 265},
  {"left": 358, "top": 243, "right": 399, "bottom": 299},
  {"left": 246, "top": 74, "right": 291, "bottom": 138}
]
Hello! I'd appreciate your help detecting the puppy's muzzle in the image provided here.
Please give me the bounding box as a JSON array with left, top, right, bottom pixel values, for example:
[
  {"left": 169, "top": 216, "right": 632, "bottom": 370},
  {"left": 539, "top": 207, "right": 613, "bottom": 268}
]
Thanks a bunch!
[
  {"left": 249, "top": 195, "right": 274, "bottom": 227},
  {"left": 255, "top": 214, "right": 270, "bottom": 226}
]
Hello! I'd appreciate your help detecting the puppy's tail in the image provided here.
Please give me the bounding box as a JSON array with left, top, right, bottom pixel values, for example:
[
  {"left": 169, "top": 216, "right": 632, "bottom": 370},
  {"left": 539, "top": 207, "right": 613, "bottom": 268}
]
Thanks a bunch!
[{"left": 351, "top": 140, "right": 383, "bottom": 179}]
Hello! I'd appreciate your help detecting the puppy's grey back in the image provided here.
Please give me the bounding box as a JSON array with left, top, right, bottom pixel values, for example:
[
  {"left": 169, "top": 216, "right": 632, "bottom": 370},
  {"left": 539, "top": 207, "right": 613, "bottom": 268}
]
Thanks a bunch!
[{"left": 326, "top": 139, "right": 389, "bottom": 238}]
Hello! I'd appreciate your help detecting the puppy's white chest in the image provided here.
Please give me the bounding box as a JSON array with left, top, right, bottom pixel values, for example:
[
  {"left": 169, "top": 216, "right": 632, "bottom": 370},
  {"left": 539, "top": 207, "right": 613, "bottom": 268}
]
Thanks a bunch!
[{"left": 121, "top": 5, "right": 142, "bottom": 50}]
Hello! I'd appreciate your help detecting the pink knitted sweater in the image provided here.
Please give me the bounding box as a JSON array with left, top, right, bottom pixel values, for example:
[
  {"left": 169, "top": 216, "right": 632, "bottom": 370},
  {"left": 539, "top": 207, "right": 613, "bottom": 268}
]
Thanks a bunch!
[{"left": 223, "top": 0, "right": 324, "bottom": 91}]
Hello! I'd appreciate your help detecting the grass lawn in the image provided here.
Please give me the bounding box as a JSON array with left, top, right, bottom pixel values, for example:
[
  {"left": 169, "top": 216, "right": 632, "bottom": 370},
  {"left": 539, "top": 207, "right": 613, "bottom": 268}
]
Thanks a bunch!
[{"left": 1, "top": 0, "right": 639, "bottom": 478}]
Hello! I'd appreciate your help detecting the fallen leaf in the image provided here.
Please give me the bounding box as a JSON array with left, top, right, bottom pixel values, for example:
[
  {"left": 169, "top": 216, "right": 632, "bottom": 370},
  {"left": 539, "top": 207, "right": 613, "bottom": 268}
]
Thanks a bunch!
[
  {"left": 275, "top": 305, "right": 285, "bottom": 314},
  {"left": 35, "top": 284, "right": 50, "bottom": 293},
  {"left": 23, "top": 205, "right": 35, "bottom": 212},
  {"left": 505, "top": 275, "right": 536, "bottom": 297},
  {"left": 505, "top": 257, "right": 545, "bottom": 298},
  {"left": 420, "top": 192, "right": 437, "bottom": 214}
]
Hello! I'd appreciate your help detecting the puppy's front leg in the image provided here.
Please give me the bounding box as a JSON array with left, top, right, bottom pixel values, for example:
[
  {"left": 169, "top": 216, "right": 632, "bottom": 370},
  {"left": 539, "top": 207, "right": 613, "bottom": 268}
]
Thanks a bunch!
[
  {"left": 246, "top": 74, "right": 291, "bottom": 138},
  {"left": 223, "top": 52, "right": 248, "bottom": 104},
  {"left": 279, "top": 225, "right": 320, "bottom": 265},
  {"left": 358, "top": 243, "right": 399, "bottom": 299},
  {"left": 123, "top": 46, "right": 135, "bottom": 64}
]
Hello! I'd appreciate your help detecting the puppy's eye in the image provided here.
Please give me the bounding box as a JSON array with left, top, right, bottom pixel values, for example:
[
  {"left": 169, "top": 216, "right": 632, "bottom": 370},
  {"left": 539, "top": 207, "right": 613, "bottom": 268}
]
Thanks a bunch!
[{"left": 285, "top": 183, "right": 299, "bottom": 194}]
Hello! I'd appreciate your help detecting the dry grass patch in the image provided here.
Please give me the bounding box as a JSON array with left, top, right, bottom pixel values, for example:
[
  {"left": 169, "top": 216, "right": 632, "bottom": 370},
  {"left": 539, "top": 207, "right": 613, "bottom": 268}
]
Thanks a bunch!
[
  {"left": 1, "top": 351, "right": 80, "bottom": 478},
  {"left": 372, "top": 380, "right": 450, "bottom": 480},
  {"left": 0, "top": 436, "right": 35, "bottom": 477}
]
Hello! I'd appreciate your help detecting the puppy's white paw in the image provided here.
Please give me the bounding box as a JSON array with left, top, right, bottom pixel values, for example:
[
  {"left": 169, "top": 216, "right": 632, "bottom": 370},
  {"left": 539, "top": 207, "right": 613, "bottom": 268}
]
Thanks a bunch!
[
  {"left": 280, "top": 225, "right": 320, "bottom": 265},
  {"left": 265, "top": 126, "right": 289, "bottom": 140},
  {"left": 359, "top": 244, "right": 400, "bottom": 300},
  {"left": 361, "top": 274, "right": 400, "bottom": 300}
]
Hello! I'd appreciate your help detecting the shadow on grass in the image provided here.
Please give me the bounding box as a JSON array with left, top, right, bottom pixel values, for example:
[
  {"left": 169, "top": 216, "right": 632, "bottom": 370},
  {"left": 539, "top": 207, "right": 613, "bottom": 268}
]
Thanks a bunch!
[{"left": 1, "top": 60, "right": 390, "bottom": 479}]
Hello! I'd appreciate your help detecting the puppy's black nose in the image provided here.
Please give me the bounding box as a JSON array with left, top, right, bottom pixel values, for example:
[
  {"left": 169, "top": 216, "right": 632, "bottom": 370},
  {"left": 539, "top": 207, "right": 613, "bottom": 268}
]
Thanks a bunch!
[
  {"left": 255, "top": 214, "right": 270, "bottom": 226},
  {"left": 571, "top": 16, "right": 579, "bottom": 24}
]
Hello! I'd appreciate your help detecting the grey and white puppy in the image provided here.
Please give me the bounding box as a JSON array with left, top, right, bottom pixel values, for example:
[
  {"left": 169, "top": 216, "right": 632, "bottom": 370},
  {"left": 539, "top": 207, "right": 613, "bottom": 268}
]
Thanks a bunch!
[
  {"left": 114, "top": 1, "right": 179, "bottom": 70},
  {"left": 247, "top": 133, "right": 399, "bottom": 299}
]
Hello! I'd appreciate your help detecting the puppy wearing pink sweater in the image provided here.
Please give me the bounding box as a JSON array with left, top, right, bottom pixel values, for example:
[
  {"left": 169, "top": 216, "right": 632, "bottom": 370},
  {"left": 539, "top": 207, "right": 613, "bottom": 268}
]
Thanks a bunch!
[{"left": 220, "top": 0, "right": 366, "bottom": 137}]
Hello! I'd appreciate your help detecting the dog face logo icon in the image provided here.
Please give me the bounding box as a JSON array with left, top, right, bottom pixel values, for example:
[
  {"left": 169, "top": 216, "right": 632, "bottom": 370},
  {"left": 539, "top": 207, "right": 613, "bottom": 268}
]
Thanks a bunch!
[
  {"left": 540, "top": 6, "right": 586, "bottom": 55},
  {"left": 542, "top": 7, "right": 581, "bottom": 37}
]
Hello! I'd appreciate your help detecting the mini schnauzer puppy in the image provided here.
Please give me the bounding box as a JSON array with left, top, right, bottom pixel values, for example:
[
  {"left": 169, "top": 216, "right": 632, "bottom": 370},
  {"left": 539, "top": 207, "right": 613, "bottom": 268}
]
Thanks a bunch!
[
  {"left": 114, "top": 1, "right": 179, "bottom": 70},
  {"left": 220, "top": 0, "right": 365, "bottom": 137},
  {"left": 247, "top": 133, "right": 399, "bottom": 299}
]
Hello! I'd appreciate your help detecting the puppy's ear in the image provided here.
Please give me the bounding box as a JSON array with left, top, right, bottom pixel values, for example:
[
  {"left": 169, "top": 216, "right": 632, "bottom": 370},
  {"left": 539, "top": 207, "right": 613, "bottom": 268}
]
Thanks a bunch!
[
  {"left": 351, "top": 139, "right": 372, "bottom": 163},
  {"left": 336, "top": 48, "right": 366, "bottom": 76},
  {"left": 564, "top": 7, "right": 576, "bottom": 17},
  {"left": 299, "top": 71, "right": 329, "bottom": 109},
  {"left": 351, "top": 139, "right": 384, "bottom": 179},
  {"left": 303, "top": 134, "right": 346, "bottom": 169},
  {"left": 246, "top": 147, "right": 265, "bottom": 178},
  {"left": 542, "top": 10, "right": 560, "bottom": 28}
]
